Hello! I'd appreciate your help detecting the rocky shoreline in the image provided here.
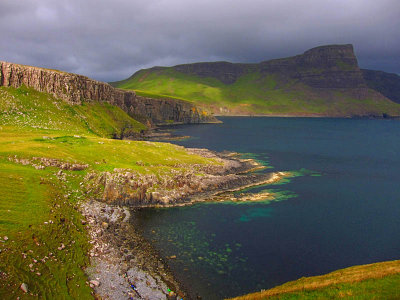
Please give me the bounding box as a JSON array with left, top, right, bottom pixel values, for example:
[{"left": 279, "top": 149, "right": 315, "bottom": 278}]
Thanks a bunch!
[
  {"left": 83, "top": 147, "right": 278, "bottom": 208},
  {"left": 81, "top": 200, "right": 185, "bottom": 300},
  {"left": 80, "top": 147, "right": 286, "bottom": 299}
]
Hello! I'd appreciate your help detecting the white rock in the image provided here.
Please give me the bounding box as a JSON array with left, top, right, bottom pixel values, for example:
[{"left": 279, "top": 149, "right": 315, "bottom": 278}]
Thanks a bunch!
[
  {"left": 20, "top": 283, "right": 28, "bottom": 293},
  {"left": 89, "top": 280, "right": 100, "bottom": 287}
]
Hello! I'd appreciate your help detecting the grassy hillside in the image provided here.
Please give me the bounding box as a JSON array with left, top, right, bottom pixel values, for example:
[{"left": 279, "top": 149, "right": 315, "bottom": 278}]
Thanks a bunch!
[
  {"left": 229, "top": 260, "right": 400, "bottom": 300},
  {"left": 0, "top": 86, "right": 216, "bottom": 299},
  {"left": 114, "top": 67, "right": 400, "bottom": 117},
  {"left": 0, "top": 86, "right": 147, "bottom": 138}
]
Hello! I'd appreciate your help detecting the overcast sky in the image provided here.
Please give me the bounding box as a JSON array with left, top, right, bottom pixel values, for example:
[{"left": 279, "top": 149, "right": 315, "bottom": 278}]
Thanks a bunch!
[{"left": 1, "top": 0, "right": 399, "bottom": 82}]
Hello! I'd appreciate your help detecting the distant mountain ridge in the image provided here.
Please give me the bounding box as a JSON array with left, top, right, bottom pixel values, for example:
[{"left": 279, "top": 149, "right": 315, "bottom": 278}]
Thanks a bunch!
[{"left": 113, "top": 44, "right": 400, "bottom": 117}]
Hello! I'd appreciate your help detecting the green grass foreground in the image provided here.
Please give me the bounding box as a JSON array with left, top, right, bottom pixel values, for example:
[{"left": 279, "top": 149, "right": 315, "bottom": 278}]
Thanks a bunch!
[
  {"left": 114, "top": 68, "right": 400, "bottom": 116},
  {"left": 0, "top": 86, "right": 216, "bottom": 299}
]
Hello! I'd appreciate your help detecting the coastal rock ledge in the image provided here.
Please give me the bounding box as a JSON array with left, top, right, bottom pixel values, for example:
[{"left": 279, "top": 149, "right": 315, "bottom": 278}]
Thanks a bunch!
[
  {"left": 0, "top": 61, "right": 218, "bottom": 125},
  {"left": 84, "top": 148, "right": 284, "bottom": 207}
]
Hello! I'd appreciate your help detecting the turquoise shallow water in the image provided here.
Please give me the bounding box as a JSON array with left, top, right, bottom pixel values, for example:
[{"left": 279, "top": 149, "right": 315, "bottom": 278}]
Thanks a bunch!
[{"left": 134, "top": 117, "right": 400, "bottom": 299}]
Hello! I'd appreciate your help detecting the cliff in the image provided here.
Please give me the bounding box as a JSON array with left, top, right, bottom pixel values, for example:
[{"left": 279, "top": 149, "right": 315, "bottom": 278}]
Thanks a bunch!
[
  {"left": 362, "top": 69, "right": 400, "bottom": 104},
  {"left": 169, "top": 44, "right": 366, "bottom": 89},
  {"left": 0, "top": 61, "right": 217, "bottom": 125},
  {"left": 114, "top": 44, "right": 400, "bottom": 117},
  {"left": 259, "top": 44, "right": 366, "bottom": 89}
]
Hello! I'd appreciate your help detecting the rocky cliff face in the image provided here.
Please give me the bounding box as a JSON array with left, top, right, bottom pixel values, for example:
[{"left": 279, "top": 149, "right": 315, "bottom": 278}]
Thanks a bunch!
[
  {"left": 261, "top": 44, "right": 366, "bottom": 89},
  {"left": 0, "top": 61, "right": 217, "bottom": 125},
  {"left": 170, "top": 44, "right": 366, "bottom": 89}
]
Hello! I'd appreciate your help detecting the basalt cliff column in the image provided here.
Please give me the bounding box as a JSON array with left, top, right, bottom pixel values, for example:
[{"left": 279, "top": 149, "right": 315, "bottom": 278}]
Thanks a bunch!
[{"left": 0, "top": 61, "right": 218, "bottom": 125}]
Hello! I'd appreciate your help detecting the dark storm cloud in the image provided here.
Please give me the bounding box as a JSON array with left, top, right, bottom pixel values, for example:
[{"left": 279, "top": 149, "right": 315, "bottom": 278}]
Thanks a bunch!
[{"left": 1, "top": 0, "right": 399, "bottom": 81}]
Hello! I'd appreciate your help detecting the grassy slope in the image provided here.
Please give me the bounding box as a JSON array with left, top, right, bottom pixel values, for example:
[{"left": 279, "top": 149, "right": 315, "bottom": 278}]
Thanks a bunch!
[
  {"left": 114, "top": 68, "right": 400, "bottom": 116},
  {"left": 0, "top": 86, "right": 216, "bottom": 299},
  {"left": 0, "top": 86, "right": 147, "bottom": 138},
  {"left": 229, "top": 260, "right": 400, "bottom": 300}
]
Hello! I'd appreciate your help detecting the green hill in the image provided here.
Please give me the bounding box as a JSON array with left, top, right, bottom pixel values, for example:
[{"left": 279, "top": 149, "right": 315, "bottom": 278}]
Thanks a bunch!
[
  {"left": 113, "top": 44, "right": 400, "bottom": 117},
  {"left": 0, "top": 85, "right": 216, "bottom": 299},
  {"left": 0, "top": 85, "right": 147, "bottom": 139}
]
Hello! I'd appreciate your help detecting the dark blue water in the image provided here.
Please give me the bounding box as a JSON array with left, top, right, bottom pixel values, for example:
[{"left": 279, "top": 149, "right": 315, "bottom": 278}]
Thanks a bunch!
[{"left": 134, "top": 117, "right": 400, "bottom": 299}]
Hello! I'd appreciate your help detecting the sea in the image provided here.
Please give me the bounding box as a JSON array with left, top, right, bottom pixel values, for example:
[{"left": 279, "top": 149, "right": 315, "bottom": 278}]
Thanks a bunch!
[{"left": 133, "top": 117, "right": 400, "bottom": 299}]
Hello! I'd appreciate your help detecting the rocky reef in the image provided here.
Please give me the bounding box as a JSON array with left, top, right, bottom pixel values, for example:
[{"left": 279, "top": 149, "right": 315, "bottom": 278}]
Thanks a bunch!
[{"left": 0, "top": 61, "right": 218, "bottom": 125}]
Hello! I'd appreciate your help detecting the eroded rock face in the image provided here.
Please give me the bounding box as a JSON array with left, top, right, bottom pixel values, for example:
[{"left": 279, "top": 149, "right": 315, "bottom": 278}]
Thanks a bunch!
[
  {"left": 83, "top": 150, "right": 272, "bottom": 207},
  {"left": 260, "top": 44, "right": 367, "bottom": 89},
  {"left": 0, "top": 61, "right": 217, "bottom": 125},
  {"left": 170, "top": 44, "right": 367, "bottom": 89}
]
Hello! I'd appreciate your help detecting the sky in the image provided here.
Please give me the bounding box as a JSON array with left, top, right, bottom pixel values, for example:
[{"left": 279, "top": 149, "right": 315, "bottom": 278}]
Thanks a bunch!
[{"left": 1, "top": 0, "right": 399, "bottom": 82}]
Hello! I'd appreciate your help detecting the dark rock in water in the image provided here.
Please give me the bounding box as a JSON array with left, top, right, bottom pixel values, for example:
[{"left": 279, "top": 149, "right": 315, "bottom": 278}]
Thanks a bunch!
[{"left": 167, "top": 290, "right": 177, "bottom": 299}]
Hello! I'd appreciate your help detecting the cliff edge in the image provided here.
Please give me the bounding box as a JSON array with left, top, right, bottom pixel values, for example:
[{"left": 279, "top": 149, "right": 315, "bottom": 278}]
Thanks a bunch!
[{"left": 0, "top": 61, "right": 218, "bottom": 125}]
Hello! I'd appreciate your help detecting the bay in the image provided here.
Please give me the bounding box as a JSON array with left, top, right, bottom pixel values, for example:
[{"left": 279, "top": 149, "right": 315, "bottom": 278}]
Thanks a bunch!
[{"left": 134, "top": 117, "right": 400, "bottom": 299}]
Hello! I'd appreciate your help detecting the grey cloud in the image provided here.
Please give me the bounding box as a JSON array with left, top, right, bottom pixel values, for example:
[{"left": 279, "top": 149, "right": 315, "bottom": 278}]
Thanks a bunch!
[{"left": 1, "top": 0, "right": 399, "bottom": 82}]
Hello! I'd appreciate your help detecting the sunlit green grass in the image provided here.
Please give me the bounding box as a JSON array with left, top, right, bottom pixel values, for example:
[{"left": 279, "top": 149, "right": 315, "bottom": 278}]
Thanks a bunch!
[
  {"left": 0, "top": 86, "right": 217, "bottom": 298},
  {"left": 114, "top": 67, "right": 400, "bottom": 116},
  {"left": 0, "top": 159, "right": 92, "bottom": 299},
  {"left": 229, "top": 260, "right": 400, "bottom": 300},
  {"left": 0, "top": 86, "right": 147, "bottom": 138}
]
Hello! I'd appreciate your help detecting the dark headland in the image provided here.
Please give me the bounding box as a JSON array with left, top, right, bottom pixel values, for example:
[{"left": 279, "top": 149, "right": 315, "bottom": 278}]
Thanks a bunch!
[{"left": 113, "top": 44, "right": 400, "bottom": 118}]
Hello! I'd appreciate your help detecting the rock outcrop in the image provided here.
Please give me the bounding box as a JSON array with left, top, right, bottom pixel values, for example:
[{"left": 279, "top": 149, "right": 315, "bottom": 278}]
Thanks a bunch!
[
  {"left": 83, "top": 150, "right": 277, "bottom": 207},
  {"left": 0, "top": 61, "right": 217, "bottom": 125},
  {"left": 260, "top": 44, "right": 367, "bottom": 89}
]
